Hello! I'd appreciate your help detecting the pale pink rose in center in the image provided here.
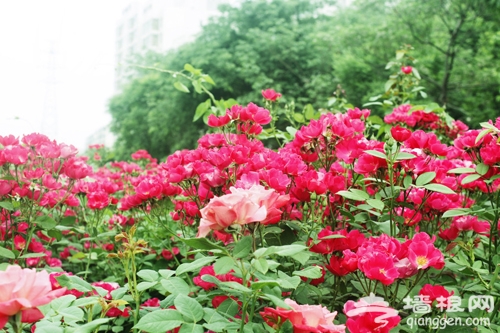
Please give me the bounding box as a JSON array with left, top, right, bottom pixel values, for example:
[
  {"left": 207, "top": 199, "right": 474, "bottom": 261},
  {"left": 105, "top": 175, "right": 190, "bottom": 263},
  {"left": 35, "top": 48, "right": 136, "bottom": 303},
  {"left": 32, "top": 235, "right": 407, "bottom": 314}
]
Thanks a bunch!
[
  {"left": 197, "top": 184, "right": 289, "bottom": 237},
  {"left": 0, "top": 265, "right": 66, "bottom": 329}
]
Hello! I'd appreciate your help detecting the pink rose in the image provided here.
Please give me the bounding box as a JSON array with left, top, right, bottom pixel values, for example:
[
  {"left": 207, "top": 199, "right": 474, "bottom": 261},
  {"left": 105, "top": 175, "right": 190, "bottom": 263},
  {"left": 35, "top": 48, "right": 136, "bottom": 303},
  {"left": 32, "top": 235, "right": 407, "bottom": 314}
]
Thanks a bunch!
[
  {"left": 261, "top": 89, "right": 282, "bottom": 102},
  {"left": 0, "top": 265, "right": 66, "bottom": 329},
  {"left": 261, "top": 299, "right": 346, "bottom": 332},
  {"left": 197, "top": 184, "right": 289, "bottom": 237}
]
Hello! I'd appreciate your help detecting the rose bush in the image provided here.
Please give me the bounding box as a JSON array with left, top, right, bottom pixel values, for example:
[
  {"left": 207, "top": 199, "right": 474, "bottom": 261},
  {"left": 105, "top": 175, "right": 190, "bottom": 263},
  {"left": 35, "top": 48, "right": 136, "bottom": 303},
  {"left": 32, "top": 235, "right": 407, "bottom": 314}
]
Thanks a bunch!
[{"left": 0, "top": 52, "right": 499, "bottom": 332}]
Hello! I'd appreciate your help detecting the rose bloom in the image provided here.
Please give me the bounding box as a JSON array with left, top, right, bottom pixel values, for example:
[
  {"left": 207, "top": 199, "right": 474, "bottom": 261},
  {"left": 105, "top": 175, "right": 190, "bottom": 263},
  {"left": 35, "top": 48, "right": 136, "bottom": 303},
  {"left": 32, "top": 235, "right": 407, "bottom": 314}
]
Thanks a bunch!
[
  {"left": 262, "top": 89, "right": 282, "bottom": 101},
  {"left": 0, "top": 265, "right": 66, "bottom": 329},
  {"left": 260, "top": 299, "right": 346, "bottom": 333},
  {"left": 390, "top": 125, "right": 411, "bottom": 142},
  {"left": 197, "top": 184, "right": 289, "bottom": 237}
]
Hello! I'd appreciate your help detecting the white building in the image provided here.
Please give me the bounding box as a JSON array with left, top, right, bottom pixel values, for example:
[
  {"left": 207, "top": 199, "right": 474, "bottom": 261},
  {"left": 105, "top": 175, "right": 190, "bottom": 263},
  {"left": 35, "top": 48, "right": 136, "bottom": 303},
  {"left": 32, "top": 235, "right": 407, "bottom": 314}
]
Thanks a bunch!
[{"left": 114, "top": 0, "right": 236, "bottom": 89}]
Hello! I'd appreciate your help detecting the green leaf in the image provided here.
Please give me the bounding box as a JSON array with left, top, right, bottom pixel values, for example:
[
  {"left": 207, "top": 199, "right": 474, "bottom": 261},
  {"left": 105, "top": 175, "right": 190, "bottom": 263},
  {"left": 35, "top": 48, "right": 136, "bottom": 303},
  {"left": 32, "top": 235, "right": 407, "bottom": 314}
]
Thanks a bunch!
[
  {"left": 161, "top": 277, "right": 190, "bottom": 295},
  {"left": 202, "top": 75, "right": 215, "bottom": 86},
  {"left": 0, "top": 245, "right": 16, "bottom": 259},
  {"left": 50, "top": 295, "right": 76, "bottom": 311},
  {"left": 216, "top": 298, "right": 240, "bottom": 317},
  {"left": 366, "top": 199, "right": 384, "bottom": 211},
  {"left": 73, "top": 318, "right": 110, "bottom": 333},
  {"left": 134, "top": 310, "right": 183, "bottom": 333},
  {"left": 158, "top": 269, "right": 176, "bottom": 279},
  {"left": 180, "top": 238, "right": 226, "bottom": 252},
  {"left": 461, "top": 174, "right": 482, "bottom": 185},
  {"left": 412, "top": 67, "right": 421, "bottom": 80},
  {"left": 262, "top": 293, "right": 292, "bottom": 309},
  {"left": 174, "top": 81, "right": 190, "bottom": 93},
  {"left": 250, "top": 280, "right": 280, "bottom": 290},
  {"left": 176, "top": 256, "right": 216, "bottom": 276},
  {"left": 273, "top": 244, "right": 307, "bottom": 256},
  {"left": 193, "top": 99, "right": 211, "bottom": 122},
  {"left": 179, "top": 323, "right": 204, "bottom": 333},
  {"left": 476, "top": 163, "right": 489, "bottom": 176},
  {"left": 184, "top": 64, "right": 200, "bottom": 75},
  {"left": 373, "top": 220, "right": 398, "bottom": 236},
  {"left": 57, "top": 306, "right": 84, "bottom": 322},
  {"left": 0, "top": 201, "right": 14, "bottom": 211},
  {"left": 286, "top": 126, "right": 297, "bottom": 137},
  {"left": 336, "top": 190, "right": 366, "bottom": 201},
  {"left": 442, "top": 208, "right": 471, "bottom": 218},
  {"left": 47, "top": 229, "right": 62, "bottom": 241},
  {"left": 423, "top": 184, "right": 455, "bottom": 194},
  {"left": 203, "top": 308, "right": 229, "bottom": 331},
  {"left": 56, "top": 274, "right": 93, "bottom": 292},
  {"left": 293, "top": 266, "right": 322, "bottom": 279},
  {"left": 254, "top": 244, "right": 307, "bottom": 258},
  {"left": 293, "top": 113, "right": 305, "bottom": 123},
  {"left": 403, "top": 175, "right": 412, "bottom": 189},
  {"left": 137, "top": 281, "right": 158, "bottom": 292},
  {"left": 416, "top": 172, "right": 436, "bottom": 186},
  {"left": 252, "top": 258, "right": 269, "bottom": 274},
  {"left": 304, "top": 104, "right": 315, "bottom": 120},
  {"left": 72, "top": 297, "right": 99, "bottom": 308},
  {"left": 36, "top": 215, "right": 57, "bottom": 230},
  {"left": 174, "top": 294, "right": 204, "bottom": 323},
  {"left": 31, "top": 321, "right": 63, "bottom": 333},
  {"left": 447, "top": 167, "right": 475, "bottom": 174},
  {"left": 60, "top": 216, "right": 77, "bottom": 226},
  {"left": 137, "top": 269, "right": 159, "bottom": 282},
  {"left": 19, "top": 252, "right": 47, "bottom": 259},
  {"left": 364, "top": 150, "right": 387, "bottom": 160},
  {"left": 395, "top": 152, "right": 416, "bottom": 160},
  {"left": 213, "top": 256, "right": 234, "bottom": 275},
  {"left": 277, "top": 271, "right": 301, "bottom": 289},
  {"left": 475, "top": 128, "right": 492, "bottom": 144},
  {"left": 233, "top": 236, "right": 252, "bottom": 259},
  {"left": 192, "top": 80, "right": 203, "bottom": 94},
  {"left": 291, "top": 251, "right": 310, "bottom": 265},
  {"left": 384, "top": 79, "right": 396, "bottom": 92}
]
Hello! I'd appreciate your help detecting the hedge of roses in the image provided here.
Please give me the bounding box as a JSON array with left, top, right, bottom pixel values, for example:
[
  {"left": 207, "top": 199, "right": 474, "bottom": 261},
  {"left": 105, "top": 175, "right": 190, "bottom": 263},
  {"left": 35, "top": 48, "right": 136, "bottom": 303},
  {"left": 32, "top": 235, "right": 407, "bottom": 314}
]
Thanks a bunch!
[{"left": 0, "top": 84, "right": 499, "bottom": 333}]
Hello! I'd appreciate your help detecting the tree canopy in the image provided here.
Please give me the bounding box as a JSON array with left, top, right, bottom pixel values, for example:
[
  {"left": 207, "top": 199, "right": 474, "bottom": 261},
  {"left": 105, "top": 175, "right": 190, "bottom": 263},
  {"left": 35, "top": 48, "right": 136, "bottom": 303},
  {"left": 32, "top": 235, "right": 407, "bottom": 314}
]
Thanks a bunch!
[{"left": 108, "top": 0, "right": 500, "bottom": 160}]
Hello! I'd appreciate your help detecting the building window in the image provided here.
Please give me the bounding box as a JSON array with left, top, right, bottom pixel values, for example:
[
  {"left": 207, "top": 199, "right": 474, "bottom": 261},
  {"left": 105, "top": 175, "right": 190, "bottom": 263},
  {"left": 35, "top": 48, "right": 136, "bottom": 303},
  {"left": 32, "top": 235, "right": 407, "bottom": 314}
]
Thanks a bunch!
[
  {"left": 129, "top": 17, "right": 136, "bottom": 29},
  {"left": 129, "top": 32, "right": 134, "bottom": 43},
  {"left": 142, "top": 21, "right": 150, "bottom": 35},
  {"left": 152, "top": 18, "right": 160, "bottom": 30},
  {"left": 151, "top": 35, "right": 159, "bottom": 47}
]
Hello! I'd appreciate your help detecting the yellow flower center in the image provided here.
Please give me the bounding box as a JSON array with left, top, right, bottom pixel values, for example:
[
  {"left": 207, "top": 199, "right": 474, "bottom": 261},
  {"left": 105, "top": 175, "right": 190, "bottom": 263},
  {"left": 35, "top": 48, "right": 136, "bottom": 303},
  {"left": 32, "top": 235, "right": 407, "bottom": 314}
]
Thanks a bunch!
[{"left": 416, "top": 256, "right": 428, "bottom": 268}]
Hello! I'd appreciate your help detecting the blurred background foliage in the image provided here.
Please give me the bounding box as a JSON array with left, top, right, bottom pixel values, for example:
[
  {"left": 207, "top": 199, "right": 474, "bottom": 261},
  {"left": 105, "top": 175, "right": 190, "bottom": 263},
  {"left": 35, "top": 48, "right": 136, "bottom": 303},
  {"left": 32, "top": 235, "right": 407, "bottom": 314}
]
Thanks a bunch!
[{"left": 108, "top": 0, "right": 500, "bottom": 160}]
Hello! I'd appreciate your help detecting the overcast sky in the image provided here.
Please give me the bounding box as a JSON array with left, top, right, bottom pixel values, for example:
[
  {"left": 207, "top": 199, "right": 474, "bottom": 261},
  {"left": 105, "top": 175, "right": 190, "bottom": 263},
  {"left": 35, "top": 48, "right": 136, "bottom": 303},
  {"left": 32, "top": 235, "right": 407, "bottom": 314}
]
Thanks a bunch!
[{"left": 0, "top": 1, "right": 129, "bottom": 152}]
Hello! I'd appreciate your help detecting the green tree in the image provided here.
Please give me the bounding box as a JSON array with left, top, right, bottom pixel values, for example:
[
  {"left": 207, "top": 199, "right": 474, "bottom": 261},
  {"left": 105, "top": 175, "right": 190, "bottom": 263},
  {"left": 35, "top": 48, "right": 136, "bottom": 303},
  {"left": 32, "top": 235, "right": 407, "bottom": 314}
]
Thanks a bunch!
[{"left": 109, "top": 0, "right": 337, "bottom": 159}]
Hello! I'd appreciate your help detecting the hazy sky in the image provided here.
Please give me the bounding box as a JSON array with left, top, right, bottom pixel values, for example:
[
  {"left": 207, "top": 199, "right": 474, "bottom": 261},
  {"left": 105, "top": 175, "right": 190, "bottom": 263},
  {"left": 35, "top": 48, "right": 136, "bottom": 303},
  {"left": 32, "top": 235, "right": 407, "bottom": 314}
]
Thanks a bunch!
[{"left": 0, "top": 1, "right": 126, "bottom": 152}]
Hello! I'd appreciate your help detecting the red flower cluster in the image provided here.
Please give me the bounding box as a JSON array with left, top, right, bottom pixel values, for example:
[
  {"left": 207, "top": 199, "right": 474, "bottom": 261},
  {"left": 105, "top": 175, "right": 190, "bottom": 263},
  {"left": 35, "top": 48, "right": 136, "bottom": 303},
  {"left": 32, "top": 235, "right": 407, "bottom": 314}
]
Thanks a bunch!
[
  {"left": 193, "top": 265, "right": 242, "bottom": 290},
  {"left": 310, "top": 230, "right": 444, "bottom": 286},
  {"left": 385, "top": 104, "right": 468, "bottom": 140},
  {"left": 208, "top": 102, "right": 272, "bottom": 135}
]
